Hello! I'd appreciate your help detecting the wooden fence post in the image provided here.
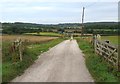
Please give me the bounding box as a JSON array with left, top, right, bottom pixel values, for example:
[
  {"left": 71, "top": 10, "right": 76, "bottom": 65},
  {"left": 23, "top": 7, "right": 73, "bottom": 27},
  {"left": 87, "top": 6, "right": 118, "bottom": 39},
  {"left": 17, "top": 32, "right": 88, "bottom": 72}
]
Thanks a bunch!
[
  {"left": 94, "top": 35, "right": 97, "bottom": 53},
  {"left": 19, "top": 39, "right": 23, "bottom": 61},
  {"left": 12, "top": 38, "right": 23, "bottom": 62},
  {"left": 118, "top": 45, "right": 120, "bottom": 71}
]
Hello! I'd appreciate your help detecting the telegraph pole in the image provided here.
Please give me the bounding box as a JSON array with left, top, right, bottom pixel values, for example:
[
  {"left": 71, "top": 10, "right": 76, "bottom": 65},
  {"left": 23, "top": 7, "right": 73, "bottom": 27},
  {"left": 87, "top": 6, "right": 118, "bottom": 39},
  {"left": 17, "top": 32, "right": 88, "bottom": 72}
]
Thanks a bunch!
[{"left": 81, "top": 7, "right": 85, "bottom": 36}]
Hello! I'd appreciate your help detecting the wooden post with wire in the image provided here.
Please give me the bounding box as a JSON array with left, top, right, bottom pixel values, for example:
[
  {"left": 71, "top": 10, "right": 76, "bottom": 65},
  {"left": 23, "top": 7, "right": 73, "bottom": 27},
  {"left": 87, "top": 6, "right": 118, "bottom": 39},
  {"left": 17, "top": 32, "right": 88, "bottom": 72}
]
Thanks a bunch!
[{"left": 81, "top": 7, "right": 85, "bottom": 36}]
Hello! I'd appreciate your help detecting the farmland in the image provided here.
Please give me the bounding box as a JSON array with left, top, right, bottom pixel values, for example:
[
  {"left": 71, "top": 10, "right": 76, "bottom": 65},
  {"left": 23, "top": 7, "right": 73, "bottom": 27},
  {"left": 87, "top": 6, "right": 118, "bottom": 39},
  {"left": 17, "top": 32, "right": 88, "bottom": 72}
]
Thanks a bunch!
[
  {"left": 1, "top": 22, "right": 119, "bottom": 82},
  {"left": 2, "top": 35, "right": 64, "bottom": 82},
  {"left": 2, "top": 35, "right": 58, "bottom": 43}
]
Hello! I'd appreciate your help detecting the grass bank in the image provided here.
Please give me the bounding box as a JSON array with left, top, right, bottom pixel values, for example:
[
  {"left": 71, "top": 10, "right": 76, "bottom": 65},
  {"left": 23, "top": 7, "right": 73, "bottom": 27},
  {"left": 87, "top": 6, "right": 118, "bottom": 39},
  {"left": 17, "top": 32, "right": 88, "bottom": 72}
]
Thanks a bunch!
[
  {"left": 2, "top": 38, "right": 65, "bottom": 83},
  {"left": 76, "top": 37, "right": 119, "bottom": 82}
]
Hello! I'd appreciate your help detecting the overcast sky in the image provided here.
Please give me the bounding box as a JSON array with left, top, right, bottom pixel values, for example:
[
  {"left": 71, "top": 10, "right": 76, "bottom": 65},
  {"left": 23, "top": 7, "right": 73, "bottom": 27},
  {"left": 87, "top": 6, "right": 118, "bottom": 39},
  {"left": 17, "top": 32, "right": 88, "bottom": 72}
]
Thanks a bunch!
[{"left": 0, "top": 0, "right": 119, "bottom": 24}]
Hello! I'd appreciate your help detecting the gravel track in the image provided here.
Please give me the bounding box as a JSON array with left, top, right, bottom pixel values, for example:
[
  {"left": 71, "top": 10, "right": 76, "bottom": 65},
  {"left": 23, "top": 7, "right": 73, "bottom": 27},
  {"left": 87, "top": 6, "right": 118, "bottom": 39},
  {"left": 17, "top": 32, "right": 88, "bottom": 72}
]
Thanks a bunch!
[{"left": 12, "top": 40, "right": 94, "bottom": 82}]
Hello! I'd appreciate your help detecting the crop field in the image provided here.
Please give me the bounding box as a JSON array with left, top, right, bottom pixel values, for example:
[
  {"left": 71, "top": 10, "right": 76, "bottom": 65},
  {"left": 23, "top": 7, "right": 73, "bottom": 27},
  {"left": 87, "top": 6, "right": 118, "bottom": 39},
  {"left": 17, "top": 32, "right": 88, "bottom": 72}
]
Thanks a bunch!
[
  {"left": 2, "top": 35, "right": 58, "bottom": 43},
  {"left": 24, "top": 32, "right": 62, "bottom": 37},
  {"left": 101, "top": 36, "right": 119, "bottom": 45}
]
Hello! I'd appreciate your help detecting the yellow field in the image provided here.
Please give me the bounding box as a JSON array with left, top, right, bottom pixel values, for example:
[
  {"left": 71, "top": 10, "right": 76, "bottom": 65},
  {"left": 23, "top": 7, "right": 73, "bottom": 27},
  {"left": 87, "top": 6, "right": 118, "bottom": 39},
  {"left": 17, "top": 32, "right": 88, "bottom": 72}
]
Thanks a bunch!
[{"left": 1, "top": 35, "right": 58, "bottom": 43}]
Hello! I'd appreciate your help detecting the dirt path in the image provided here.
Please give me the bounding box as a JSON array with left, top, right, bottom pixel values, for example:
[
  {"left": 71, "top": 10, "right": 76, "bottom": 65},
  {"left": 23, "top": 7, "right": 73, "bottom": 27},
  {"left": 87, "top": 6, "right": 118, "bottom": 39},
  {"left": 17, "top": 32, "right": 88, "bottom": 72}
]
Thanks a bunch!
[{"left": 12, "top": 40, "right": 94, "bottom": 82}]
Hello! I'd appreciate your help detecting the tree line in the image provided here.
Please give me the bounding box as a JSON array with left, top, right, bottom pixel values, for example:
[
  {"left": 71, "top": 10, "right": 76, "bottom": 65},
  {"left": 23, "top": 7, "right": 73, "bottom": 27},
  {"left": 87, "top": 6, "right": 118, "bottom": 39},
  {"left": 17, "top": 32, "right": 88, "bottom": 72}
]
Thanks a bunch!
[{"left": 1, "top": 22, "right": 119, "bottom": 35}]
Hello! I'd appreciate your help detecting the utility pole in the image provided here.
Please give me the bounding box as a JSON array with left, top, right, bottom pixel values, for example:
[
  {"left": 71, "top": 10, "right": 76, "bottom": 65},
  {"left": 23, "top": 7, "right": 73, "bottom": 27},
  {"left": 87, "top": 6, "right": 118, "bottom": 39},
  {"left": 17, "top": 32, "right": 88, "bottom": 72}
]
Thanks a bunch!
[{"left": 81, "top": 7, "right": 85, "bottom": 36}]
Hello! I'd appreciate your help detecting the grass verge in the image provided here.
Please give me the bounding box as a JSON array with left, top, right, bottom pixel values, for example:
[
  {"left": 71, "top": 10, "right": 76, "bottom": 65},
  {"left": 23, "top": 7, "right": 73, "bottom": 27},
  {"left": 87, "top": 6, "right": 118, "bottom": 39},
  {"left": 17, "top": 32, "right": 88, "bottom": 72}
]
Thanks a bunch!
[
  {"left": 2, "top": 38, "right": 65, "bottom": 83},
  {"left": 76, "top": 37, "right": 119, "bottom": 82}
]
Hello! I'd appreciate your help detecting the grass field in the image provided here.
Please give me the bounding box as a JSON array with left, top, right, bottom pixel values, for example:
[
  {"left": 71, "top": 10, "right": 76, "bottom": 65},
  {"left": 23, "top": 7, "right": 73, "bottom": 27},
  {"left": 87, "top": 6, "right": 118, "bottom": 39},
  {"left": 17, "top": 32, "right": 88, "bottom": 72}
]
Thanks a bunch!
[
  {"left": 2, "top": 35, "right": 64, "bottom": 82},
  {"left": 24, "top": 32, "right": 62, "bottom": 37},
  {"left": 76, "top": 38, "right": 120, "bottom": 82},
  {"left": 101, "top": 36, "right": 119, "bottom": 45},
  {"left": 80, "top": 35, "right": 119, "bottom": 45}
]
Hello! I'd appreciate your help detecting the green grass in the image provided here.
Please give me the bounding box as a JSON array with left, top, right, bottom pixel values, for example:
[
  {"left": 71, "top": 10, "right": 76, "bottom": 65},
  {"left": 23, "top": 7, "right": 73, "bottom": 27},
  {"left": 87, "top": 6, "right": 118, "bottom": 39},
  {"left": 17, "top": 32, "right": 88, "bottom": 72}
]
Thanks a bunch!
[
  {"left": 2, "top": 38, "right": 65, "bottom": 82},
  {"left": 101, "top": 36, "right": 119, "bottom": 45},
  {"left": 24, "top": 32, "right": 62, "bottom": 37},
  {"left": 76, "top": 37, "right": 119, "bottom": 82}
]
